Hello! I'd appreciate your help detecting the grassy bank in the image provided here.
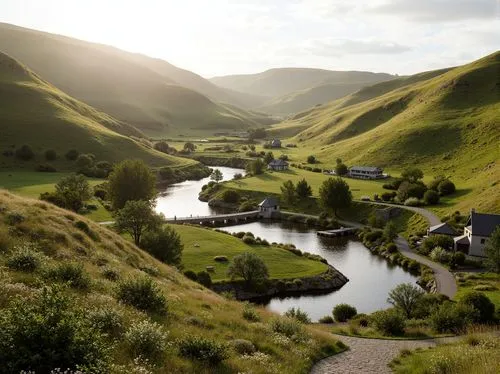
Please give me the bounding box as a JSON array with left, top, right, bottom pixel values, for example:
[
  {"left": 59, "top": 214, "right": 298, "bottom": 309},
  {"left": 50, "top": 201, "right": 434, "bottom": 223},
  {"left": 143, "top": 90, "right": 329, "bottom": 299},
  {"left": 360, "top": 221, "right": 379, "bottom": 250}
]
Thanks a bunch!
[
  {"left": 455, "top": 272, "right": 500, "bottom": 309},
  {"left": 173, "top": 224, "right": 328, "bottom": 282}
]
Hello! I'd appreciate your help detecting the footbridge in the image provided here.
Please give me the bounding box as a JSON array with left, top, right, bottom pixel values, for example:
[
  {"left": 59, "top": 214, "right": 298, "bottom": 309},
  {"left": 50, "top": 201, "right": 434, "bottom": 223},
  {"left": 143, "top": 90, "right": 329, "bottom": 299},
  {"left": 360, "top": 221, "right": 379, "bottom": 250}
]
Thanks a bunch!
[{"left": 165, "top": 210, "right": 261, "bottom": 225}]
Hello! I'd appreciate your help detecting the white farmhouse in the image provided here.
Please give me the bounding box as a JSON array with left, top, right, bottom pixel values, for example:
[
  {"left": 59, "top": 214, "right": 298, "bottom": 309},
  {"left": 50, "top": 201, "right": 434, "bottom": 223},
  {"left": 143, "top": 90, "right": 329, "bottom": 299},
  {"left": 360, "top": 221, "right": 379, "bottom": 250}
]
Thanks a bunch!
[
  {"left": 349, "top": 166, "right": 384, "bottom": 179},
  {"left": 258, "top": 197, "right": 280, "bottom": 219},
  {"left": 454, "top": 209, "right": 500, "bottom": 257}
]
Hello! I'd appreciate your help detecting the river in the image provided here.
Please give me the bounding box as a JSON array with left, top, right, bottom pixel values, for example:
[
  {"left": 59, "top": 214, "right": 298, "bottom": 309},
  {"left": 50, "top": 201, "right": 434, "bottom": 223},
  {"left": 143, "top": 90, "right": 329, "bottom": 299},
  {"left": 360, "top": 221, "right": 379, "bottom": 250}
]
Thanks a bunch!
[{"left": 155, "top": 167, "right": 418, "bottom": 321}]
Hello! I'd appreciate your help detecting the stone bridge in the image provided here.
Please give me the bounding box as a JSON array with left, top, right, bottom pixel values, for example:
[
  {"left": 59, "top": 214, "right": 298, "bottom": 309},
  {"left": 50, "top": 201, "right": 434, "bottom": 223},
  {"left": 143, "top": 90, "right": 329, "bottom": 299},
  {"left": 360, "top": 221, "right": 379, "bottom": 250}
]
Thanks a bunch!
[{"left": 165, "top": 210, "right": 260, "bottom": 225}]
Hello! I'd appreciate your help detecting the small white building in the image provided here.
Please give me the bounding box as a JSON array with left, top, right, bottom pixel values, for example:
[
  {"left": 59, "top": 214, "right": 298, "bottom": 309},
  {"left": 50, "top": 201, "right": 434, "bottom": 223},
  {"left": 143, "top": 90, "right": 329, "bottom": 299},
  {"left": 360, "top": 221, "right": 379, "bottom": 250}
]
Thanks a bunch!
[
  {"left": 258, "top": 197, "right": 280, "bottom": 219},
  {"left": 349, "top": 166, "right": 384, "bottom": 179},
  {"left": 454, "top": 209, "right": 500, "bottom": 257}
]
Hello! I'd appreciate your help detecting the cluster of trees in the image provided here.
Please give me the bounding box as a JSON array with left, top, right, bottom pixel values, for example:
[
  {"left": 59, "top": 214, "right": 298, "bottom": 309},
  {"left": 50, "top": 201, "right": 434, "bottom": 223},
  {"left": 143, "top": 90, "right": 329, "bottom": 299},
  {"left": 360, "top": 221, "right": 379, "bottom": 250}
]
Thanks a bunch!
[
  {"left": 153, "top": 141, "right": 177, "bottom": 155},
  {"left": 381, "top": 168, "right": 456, "bottom": 206},
  {"left": 280, "top": 178, "right": 313, "bottom": 204},
  {"left": 246, "top": 158, "right": 266, "bottom": 175},
  {"left": 334, "top": 158, "right": 348, "bottom": 176},
  {"left": 248, "top": 128, "right": 267, "bottom": 140}
]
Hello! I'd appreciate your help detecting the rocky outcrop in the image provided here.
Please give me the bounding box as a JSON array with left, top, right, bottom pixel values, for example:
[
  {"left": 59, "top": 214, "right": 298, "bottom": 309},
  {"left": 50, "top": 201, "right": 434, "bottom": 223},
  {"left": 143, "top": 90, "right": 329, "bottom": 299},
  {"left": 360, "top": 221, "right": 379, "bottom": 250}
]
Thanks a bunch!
[{"left": 212, "top": 265, "right": 349, "bottom": 300}]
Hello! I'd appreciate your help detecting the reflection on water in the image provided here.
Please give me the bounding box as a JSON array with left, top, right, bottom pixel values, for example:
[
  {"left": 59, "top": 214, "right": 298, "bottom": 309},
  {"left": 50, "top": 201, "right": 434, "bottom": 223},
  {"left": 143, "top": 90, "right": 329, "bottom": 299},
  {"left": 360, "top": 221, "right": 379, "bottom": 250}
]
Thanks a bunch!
[
  {"left": 155, "top": 167, "right": 244, "bottom": 219},
  {"left": 222, "top": 221, "right": 419, "bottom": 321}
]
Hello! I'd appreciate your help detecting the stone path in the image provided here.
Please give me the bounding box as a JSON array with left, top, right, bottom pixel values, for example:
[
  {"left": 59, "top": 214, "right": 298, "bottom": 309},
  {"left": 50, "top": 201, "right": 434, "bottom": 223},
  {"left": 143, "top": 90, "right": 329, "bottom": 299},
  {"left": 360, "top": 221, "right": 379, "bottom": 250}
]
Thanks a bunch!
[{"left": 311, "top": 335, "right": 456, "bottom": 374}]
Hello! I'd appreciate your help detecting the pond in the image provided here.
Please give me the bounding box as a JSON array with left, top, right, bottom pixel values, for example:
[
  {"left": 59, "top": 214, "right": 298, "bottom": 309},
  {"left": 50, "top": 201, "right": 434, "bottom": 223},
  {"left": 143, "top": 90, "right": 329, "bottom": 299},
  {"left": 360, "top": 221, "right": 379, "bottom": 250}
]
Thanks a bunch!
[{"left": 155, "top": 166, "right": 419, "bottom": 321}]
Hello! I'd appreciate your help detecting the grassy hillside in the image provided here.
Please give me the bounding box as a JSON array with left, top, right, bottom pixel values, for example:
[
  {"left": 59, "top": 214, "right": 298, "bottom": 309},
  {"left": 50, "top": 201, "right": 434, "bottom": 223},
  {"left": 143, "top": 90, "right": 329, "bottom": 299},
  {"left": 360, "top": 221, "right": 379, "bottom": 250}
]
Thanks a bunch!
[
  {"left": 271, "top": 52, "right": 500, "bottom": 213},
  {"left": 0, "top": 23, "right": 269, "bottom": 136},
  {"left": 0, "top": 190, "right": 342, "bottom": 373},
  {"left": 0, "top": 51, "right": 194, "bottom": 170},
  {"left": 210, "top": 68, "right": 395, "bottom": 98}
]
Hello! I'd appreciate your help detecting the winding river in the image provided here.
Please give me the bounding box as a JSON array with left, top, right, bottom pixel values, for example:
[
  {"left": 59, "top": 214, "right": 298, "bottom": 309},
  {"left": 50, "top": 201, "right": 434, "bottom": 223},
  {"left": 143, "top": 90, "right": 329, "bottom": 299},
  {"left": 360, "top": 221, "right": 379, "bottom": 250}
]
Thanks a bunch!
[{"left": 155, "top": 167, "right": 418, "bottom": 321}]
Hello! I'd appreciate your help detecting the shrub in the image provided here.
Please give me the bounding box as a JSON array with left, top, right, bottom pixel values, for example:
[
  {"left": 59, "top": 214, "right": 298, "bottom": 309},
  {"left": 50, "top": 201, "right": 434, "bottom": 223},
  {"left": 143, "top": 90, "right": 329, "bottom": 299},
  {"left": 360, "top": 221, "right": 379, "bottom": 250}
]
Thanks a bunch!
[
  {"left": 365, "top": 229, "right": 383, "bottom": 242},
  {"left": 5, "top": 211, "right": 25, "bottom": 225},
  {"left": 430, "top": 246, "right": 452, "bottom": 263},
  {"left": 178, "top": 335, "right": 229, "bottom": 365},
  {"left": 36, "top": 163, "right": 57, "bottom": 172},
  {"left": 430, "top": 301, "right": 477, "bottom": 333},
  {"left": 233, "top": 173, "right": 243, "bottom": 180},
  {"left": 141, "top": 226, "right": 183, "bottom": 266},
  {"left": 214, "top": 255, "right": 228, "bottom": 262},
  {"left": 65, "top": 149, "right": 80, "bottom": 160},
  {"left": 306, "top": 155, "right": 316, "bottom": 164},
  {"left": 451, "top": 252, "right": 466, "bottom": 266},
  {"left": 438, "top": 179, "right": 456, "bottom": 195},
  {"left": 458, "top": 291, "right": 495, "bottom": 323},
  {"left": 242, "top": 234, "right": 256, "bottom": 244},
  {"left": 76, "top": 153, "right": 95, "bottom": 168},
  {"left": 230, "top": 339, "right": 256, "bottom": 355},
  {"left": 7, "top": 243, "right": 43, "bottom": 272},
  {"left": 44, "top": 149, "right": 57, "bottom": 160},
  {"left": 318, "top": 315, "right": 334, "bottom": 324},
  {"left": 102, "top": 267, "right": 120, "bottom": 281},
  {"left": 125, "top": 320, "right": 168, "bottom": 363},
  {"left": 116, "top": 276, "right": 167, "bottom": 314},
  {"left": 386, "top": 243, "right": 398, "bottom": 254},
  {"left": 47, "top": 262, "right": 91, "bottom": 290},
  {"left": 381, "top": 191, "right": 397, "bottom": 201},
  {"left": 0, "top": 286, "right": 109, "bottom": 373},
  {"left": 269, "top": 317, "right": 306, "bottom": 340},
  {"left": 238, "top": 200, "right": 255, "bottom": 212},
  {"left": 284, "top": 307, "right": 311, "bottom": 324},
  {"left": 421, "top": 235, "right": 454, "bottom": 253},
  {"left": 183, "top": 270, "right": 198, "bottom": 282},
  {"left": 242, "top": 303, "right": 260, "bottom": 322},
  {"left": 371, "top": 309, "right": 405, "bottom": 335},
  {"left": 196, "top": 271, "right": 212, "bottom": 288},
  {"left": 89, "top": 307, "right": 124, "bottom": 337},
  {"left": 424, "top": 190, "right": 440, "bottom": 205},
  {"left": 412, "top": 293, "right": 448, "bottom": 319},
  {"left": 333, "top": 304, "right": 357, "bottom": 322},
  {"left": 404, "top": 197, "right": 421, "bottom": 206},
  {"left": 352, "top": 314, "right": 369, "bottom": 327},
  {"left": 221, "top": 190, "right": 240, "bottom": 203},
  {"left": 15, "top": 144, "right": 35, "bottom": 160}
]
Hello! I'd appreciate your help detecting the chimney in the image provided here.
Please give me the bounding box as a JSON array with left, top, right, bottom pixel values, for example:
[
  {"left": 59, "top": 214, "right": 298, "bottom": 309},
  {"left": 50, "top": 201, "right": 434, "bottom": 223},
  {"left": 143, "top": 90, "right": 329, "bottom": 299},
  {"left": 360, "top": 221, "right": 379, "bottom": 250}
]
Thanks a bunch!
[{"left": 471, "top": 208, "right": 475, "bottom": 215}]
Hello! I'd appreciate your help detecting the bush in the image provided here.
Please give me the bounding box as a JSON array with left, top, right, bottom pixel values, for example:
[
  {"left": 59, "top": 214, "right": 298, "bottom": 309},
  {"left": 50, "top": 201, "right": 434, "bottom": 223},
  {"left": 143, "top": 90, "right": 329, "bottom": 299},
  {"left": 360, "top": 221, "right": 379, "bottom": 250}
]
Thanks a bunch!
[
  {"left": 233, "top": 173, "right": 243, "bottom": 180},
  {"left": 178, "top": 335, "right": 229, "bottom": 365},
  {"left": 116, "top": 276, "right": 167, "bottom": 314},
  {"left": 424, "top": 190, "right": 440, "bottom": 205},
  {"left": 318, "top": 315, "right": 334, "bottom": 324},
  {"left": 65, "top": 149, "right": 80, "bottom": 160},
  {"left": 242, "top": 303, "right": 260, "bottom": 322},
  {"left": 458, "top": 291, "right": 495, "bottom": 323},
  {"left": 306, "top": 155, "right": 316, "bottom": 164},
  {"left": 429, "top": 301, "right": 477, "bottom": 333},
  {"left": 438, "top": 179, "right": 456, "bottom": 195},
  {"left": 421, "top": 235, "right": 454, "bottom": 253},
  {"left": 412, "top": 293, "right": 448, "bottom": 319},
  {"left": 269, "top": 317, "right": 306, "bottom": 340},
  {"left": 197, "top": 271, "right": 212, "bottom": 288},
  {"left": 89, "top": 307, "right": 123, "bottom": 337},
  {"left": 214, "top": 255, "right": 228, "bottom": 262},
  {"left": 451, "top": 252, "right": 466, "bottom": 266},
  {"left": 242, "top": 234, "right": 256, "bottom": 244},
  {"left": 284, "top": 307, "right": 311, "bottom": 324},
  {"left": 36, "top": 163, "right": 57, "bottom": 172},
  {"left": 44, "top": 149, "right": 57, "bottom": 160},
  {"left": 386, "top": 243, "right": 398, "bottom": 254},
  {"left": 125, "top": 320, "right": 168, "bottom": 362},
  {"left": 381, "top": 191, "right": 397, "bottom": 201},
  {"left": 221, "top": 189, "right": 240, "bottom": 203},
  {"left": 102, "top": 267, "right": 120, "bottom": 281},
  {"left": 15, "top": 144, "right": 35, "bottom": 160},
  {"left": 230, "top": 339, "right": 256, "bottom": 355},
  {"left": 352, "top": 314, "right": 369, "bottom": 327},
  {"left": 333, "top": 304, "right": 358, "bottom": 322},
  {"left": 184, "top": 270, "right": 198, "bottom": 282},
  {"left": 7, "top": 243, "right": 43, "bottom": 272},
  {"left": 430, "top": 246, "right": 452, "bottom": 263},
  {"left": 0, "top": 286, "right": 110, "bottom": 373},
  {"left": 404, "top": 197, "right": 421, "bottom": 206},
  {"left": 371, "top": 309, "right": 405, "bottom": 335},
  {"left": 141, "top": 226, "right": 183, "bottom": 266},
  {"left": 47, "top": 262, "right": 91, "bottom": 290},
  {"left": 238, "top": 200, "right": 256, "bottom": 212}
]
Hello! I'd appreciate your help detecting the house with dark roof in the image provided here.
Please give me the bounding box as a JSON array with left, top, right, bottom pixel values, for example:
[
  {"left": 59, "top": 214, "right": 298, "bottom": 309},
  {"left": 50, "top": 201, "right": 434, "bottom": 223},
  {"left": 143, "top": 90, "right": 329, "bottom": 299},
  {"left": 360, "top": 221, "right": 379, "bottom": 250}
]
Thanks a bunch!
[
  {"left": 271, "top": 139, "right": 282, "bottom": 148},
  {"left": 258, "top": 197, "right": 280, "bottom": 218},
  {"left": 454, "top": 209, "right": 500, "bottom": 257},
  {"left": 268, "top": 159, "right": 289, "bottom": 171},
  {"left": 428, "top": 223, "right": 456, "bottom": 236},
  {"left": 349, "top": 166, "right": 384, "bottom": 179}
]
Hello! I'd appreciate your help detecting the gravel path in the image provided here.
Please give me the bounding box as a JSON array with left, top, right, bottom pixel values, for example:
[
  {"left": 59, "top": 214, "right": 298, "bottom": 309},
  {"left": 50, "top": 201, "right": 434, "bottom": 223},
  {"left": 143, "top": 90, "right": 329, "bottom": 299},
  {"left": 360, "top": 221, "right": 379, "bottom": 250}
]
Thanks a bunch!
[{"left": 311, "top": 335, "right": 456, "bottom": 374}]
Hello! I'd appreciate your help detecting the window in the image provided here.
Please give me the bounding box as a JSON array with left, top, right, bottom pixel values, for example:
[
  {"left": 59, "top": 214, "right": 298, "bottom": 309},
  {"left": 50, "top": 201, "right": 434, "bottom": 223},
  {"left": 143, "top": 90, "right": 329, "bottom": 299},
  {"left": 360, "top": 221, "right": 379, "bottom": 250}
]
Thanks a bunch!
[{"left": 481, "top": 238, "right": 485, "bottom": 244}]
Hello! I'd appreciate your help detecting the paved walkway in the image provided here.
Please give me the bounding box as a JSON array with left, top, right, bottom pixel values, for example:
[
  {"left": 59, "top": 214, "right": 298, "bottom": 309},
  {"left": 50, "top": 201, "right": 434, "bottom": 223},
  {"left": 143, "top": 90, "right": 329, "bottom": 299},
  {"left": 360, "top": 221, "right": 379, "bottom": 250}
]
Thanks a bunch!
[{"left": 311, "top": 335, "right": 456, "bottom": 374}]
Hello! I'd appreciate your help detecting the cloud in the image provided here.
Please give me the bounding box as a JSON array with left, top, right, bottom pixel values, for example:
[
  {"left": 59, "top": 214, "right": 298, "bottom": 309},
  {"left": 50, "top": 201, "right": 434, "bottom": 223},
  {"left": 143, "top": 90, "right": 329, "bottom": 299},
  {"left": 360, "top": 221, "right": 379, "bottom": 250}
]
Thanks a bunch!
[
  {"left": 371, "top": 0, "right": 499, "bottom": 22},
  {"left": 303, "top": 38, "right": 412, "bottom": 57}
]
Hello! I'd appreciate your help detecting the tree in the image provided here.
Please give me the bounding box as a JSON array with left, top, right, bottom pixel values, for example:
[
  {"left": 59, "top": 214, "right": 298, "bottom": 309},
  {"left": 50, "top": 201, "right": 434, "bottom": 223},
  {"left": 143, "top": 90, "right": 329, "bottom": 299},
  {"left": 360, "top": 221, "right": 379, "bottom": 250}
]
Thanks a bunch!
[
  {"left": 246, "top": 159, "right": 265, "bottom": 175},
  {"left": 210, "top": 169, "right": 223, "bottom": 183},
  {"left": 15, "top": 145, "right": 35, "bottom": 161},
  {"left": 458, "top": 291, "right": 495, "bottom": 323},
  {"left": 154, "top": 141, "right": 170, "bottom": 154},
  {"left": 319, "top": 177, "right": 352, "bottom": 216},
  {"left": 183, "top": 142, "right": 196, "bottom": 152},
  {"left": 115, "top": 200, "right": 162, "bottom": 246},
  {"left": 54, "top": 174, "right": 91, "bottom": 211},
  {"left": 141, "top": 226, "right": 183, "bottom": 266},
  {"left": 295, "top": 178, "right": 312, "bottom": 199},
  {"left": 387, "top": 283, "right": 424, "bottom": 318},
  {"left": 44, "top": 149, "right": 57, "bottom": 161},
  {"left": 75, "top": 154, "right": 94, "bottom": 168},
  {"left": 424, "top": 190, "right": 440, "bottom": 205},
  {"left": 383, "top": 221, "right": 398, "bottom": 242},
  {"left": 485, "top": 225, "right": 500, "bottom": 273},
  {"left": 307, "top": 155, "right": 316, "bottom": 164},
  {"left": 438, "top": 179, "right": 456, "bottom": 196},
  {"left": 65, "top": 149, "right": 79, "bottom": 160},
  {"left": 108, "top": 159, "right": 157, "bottom": 209},
  {"left": 227, "top": 252, "right": 269, "bottom": 287},
  {"left": 401, "top": 167, "right": 424, "bottom": 183},
  {"left": 335, "top": 163, "right": 348, "bottom": 176},
  {"left": 263, "top": 151, "right": 274, "bottom": 164},
  {"left": 280, "top": 180, "right": 296, "bottom": 205},
  {"left": 428, "top": 175, "right": 446, "bottom": 191}
]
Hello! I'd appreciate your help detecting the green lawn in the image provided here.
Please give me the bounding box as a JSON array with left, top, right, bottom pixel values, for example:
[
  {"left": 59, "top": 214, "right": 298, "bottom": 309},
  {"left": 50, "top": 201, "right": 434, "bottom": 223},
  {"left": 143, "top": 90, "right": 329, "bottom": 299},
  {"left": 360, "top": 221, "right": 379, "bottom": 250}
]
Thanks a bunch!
[
  {"left": 173, "top": 224, "right": 328, "bottom": 282},
  {"left": 455, "top": 272, "right": 500, "bottom": 309}
]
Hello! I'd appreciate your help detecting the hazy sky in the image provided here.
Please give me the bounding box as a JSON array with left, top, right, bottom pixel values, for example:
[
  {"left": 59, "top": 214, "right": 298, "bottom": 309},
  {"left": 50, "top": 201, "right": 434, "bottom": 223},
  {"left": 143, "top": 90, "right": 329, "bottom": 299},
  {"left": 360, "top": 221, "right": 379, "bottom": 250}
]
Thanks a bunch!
[{"left": 0, "top": 0, "right": 499, "bottom": 77}]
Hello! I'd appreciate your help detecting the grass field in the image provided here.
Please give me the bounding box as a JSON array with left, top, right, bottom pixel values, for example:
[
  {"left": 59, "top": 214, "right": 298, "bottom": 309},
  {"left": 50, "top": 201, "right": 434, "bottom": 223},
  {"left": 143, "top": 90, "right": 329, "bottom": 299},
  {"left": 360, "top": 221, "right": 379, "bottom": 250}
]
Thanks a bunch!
[
  {"left": 173, "top": 224, "right": 328, "bottom": 282},
  {"left": 455, "top": 272, "right": 500, "bottom": 309}
]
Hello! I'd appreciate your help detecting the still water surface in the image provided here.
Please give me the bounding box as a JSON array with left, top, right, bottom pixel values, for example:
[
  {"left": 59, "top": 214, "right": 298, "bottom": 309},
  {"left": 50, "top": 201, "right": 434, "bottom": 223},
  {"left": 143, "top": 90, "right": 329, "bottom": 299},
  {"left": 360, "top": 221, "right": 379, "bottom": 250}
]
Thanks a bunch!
[{"left": 155, "top": 167, "right": 418, "bottom": 321}]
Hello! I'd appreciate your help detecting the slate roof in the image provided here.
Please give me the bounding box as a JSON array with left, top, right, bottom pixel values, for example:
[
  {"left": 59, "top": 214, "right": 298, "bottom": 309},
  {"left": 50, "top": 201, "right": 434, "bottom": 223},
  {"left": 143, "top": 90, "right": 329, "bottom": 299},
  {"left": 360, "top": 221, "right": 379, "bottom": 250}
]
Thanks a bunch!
[
  {"left": 259, "top": 197, "right": 279, "bottom": 208},
  {"left": 454, "top": 235, "right": 470, "bottom": 244},
  {"left": 349, "top": 166, "right": 383, "bottom": 172},
  {"left": 429, "top": 223, "right": 456, "bottom": 235},
  {"left": 467, "top": 211, "right": 500, "bottom": 237}
]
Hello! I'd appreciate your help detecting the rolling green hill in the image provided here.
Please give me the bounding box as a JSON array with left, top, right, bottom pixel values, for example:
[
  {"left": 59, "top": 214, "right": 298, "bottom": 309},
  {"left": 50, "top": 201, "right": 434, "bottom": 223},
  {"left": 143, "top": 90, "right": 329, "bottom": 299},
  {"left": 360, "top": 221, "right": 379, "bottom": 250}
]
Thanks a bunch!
[
  {"left": 276, "top": 51, "right": 500, "bottom": 213},
  {"left": 0, "top": 23, "right": 270, "bottom": 136},
  {"left": 0, "top": 51, "right": 194, "bottom": 170}
]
